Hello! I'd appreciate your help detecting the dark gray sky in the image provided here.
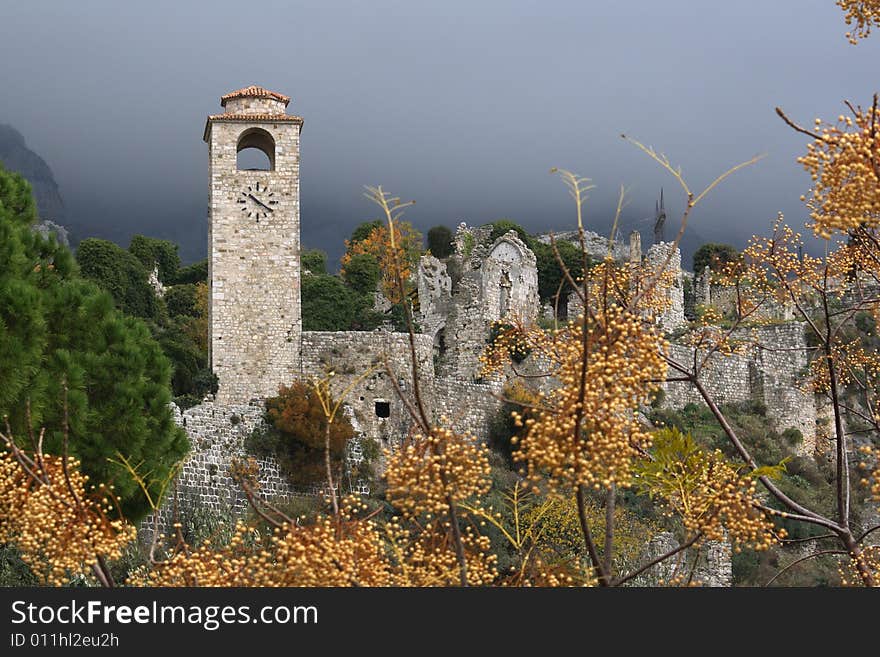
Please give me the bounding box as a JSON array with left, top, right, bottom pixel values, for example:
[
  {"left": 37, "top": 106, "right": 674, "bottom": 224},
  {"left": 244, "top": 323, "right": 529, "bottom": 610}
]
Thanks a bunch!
[{"left": 1, "top": 0, "right": 877, "bottom": 266}]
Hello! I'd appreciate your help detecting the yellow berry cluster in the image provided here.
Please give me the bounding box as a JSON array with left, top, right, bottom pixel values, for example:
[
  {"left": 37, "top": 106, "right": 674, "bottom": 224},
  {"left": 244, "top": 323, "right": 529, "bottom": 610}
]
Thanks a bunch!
[
  {"left": 0, "top": 451, "right": 135, "bottom": 586},
  {"left": 838, "top": 0, "right": 880, "bottom": 43},
  {"left": 384, "top": 427, "right": 492, "bottom": 517},
  {"left": 798, "top": 103, "right": 880, "bottom": 237},
  {"left": 513, "top": 306, "right": 667, "bottom": 492}
]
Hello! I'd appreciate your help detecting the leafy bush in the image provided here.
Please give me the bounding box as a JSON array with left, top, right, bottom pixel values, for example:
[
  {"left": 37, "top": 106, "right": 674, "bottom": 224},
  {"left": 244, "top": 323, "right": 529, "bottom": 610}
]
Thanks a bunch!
[
  {"left": 301, "top": 274, "right": 364, "bottom": 331},
  {"left": 164, "top": 283, "right": 198, "bottom": 318},
  {"left": 349, "top": 220, "right": 384, "bottom": 245},
  {"left": 128, "top": 235, "right": 180, "bottom": 284},
  {"left": 342, "top": 253, "right": 380, "bottom": 295},
  {"left": 427, "top": 225, "right": 454, "bottom": 258},
  {"left": 533, "top": 240, "right": 587, "bottom": 304},
  {"left": 488, "top": 322, "right": 532, "bottom": 363},
  {"left": 173, "top": 258, "right": 208, "bottom": 285},
  {"left": 649, "top": 399, "right": 843, "bottom": 584},
  {"left": 301, "top": 248, "right": 327, "bottom": 275},
  {"left": 693, "top": 243, "right": 740, "bottom": 275},
  {"left": 245, "top": 382, "right": 355, "bottom": 488},
  {"left": 76, "top": 238, "right": 159, "bottom": 321},
  {"left": 487, "top": 383, "right": 540, "bottom": 467},
  {"left": 488, "top": 219, "right": 532, "bottom": 247}
]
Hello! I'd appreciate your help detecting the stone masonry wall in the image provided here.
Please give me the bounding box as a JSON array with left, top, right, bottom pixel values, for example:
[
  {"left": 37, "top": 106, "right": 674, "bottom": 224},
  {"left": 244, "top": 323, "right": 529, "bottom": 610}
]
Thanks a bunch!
[
  {"left": 141, "top": 401, "right": 298, "bottom": 540},
  {"left": 534, "top": 229, "right": 629, "bottom": 262},
  {"left": 645, "top": 242, "right": 685, "bottom": 331},
  {"left": 663, "top": 322, "right": 816, "bottom": 454},
  {"left": 222, "top": 97, "right": 287, "bottom": 115},
  {"left": 481, "top": 232, "right": 539, "bottom": 325},
  {"left": 416, "top": 254, "right": 452, "bottom": 339},
  {"left": 208, "top": 114, "right": 302, "bottom": 404},
  {"left": 432, "top": 378, "right": 505, "bottom": 439},
  {"left": 302, "top": 331, "right": 435, "bottom": 448}
]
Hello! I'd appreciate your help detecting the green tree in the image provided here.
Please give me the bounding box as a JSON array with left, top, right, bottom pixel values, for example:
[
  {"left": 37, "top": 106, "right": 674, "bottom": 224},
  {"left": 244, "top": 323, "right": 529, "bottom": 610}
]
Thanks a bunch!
[
  {"left": 301, "top": 248, "right": 327, "bottom": 275},
  {"left": 0, "top": 164, "right": 188, "bottom": 520},
  {"left": 128, "top": 235, "right": 181, "bottom": 284},
  {"left": 489, "top": 219, "right": 532, "bottom": 247},
  {"left": 76, "top": 238, "right": 159, "bottom": 321},
  {"left": 164, "top": 283, "right": 198, "bottom": 318},
  {"left": 342, "top": 253, "right": 380, "bottom": 296},
  {"left": 427, "top": 225, "right": 454, "bottom": 258},
  {"left": 349, "top": 220, "right": 384, "bottom": 245},
  {"left": 173, "top": 258, "right": 208, "bottom": 285},
  {"left": 533, "top": 240, "right": 587, "bottom": 304},
  {"left": 693, "top": 243, "right": 740, "bottom": 275},
  {"left": 301, "top": 274, "right": 362, "bottom": 331}
]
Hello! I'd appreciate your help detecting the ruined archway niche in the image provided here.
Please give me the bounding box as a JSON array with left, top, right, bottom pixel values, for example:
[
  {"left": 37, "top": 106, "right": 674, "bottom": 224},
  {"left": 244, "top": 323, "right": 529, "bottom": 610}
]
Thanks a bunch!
[
  {"left": 236, "top": 127, "right": 275, "bottom": 171},
  {"left": 482, "top": 231, "right": 539, "bottom": 324}
]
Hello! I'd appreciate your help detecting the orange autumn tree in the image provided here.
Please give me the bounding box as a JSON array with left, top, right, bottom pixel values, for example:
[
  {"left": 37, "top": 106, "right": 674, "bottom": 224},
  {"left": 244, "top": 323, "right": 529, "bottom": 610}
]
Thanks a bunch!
[{"left": 340, "top": 220, "right": 422, "bottom": 303}]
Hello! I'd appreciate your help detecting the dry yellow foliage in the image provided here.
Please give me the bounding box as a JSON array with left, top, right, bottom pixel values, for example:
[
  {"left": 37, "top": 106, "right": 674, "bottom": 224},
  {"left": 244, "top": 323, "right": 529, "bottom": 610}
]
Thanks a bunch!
[
  {"left": 838, "top": 0, "right": 880, "bottom": 42},
  {"left": 384, "top": 427, "right": 492, "bottom": 518},
  {"left": 484, "top": 305, "right": 666, "bottom": 492},
  {"left": 0, "top": 450, "right": 135, "bottom": 586},
  {"left": 795, "top": 99, "right": 880, "bottom": 238}
]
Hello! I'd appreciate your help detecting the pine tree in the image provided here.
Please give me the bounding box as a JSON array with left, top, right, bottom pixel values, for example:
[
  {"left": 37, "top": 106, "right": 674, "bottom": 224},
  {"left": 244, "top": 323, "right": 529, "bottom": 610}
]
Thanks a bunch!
[{"left": 0, "top": 164, "right": 187, "bottom": 520}]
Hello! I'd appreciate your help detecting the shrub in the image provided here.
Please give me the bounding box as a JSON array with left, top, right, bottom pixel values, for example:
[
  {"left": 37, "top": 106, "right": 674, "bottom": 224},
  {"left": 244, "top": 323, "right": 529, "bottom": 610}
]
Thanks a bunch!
[
  {"left": 173, "top": 259, "right": 208, "bottom": 285},
  {"left": 427, "top": 225, "right": 454, "bottom": 258},
  {"left": 342, "top": 253, "right": 380, "bottom": 295},
  {"left": 533, "top": 240, "right": 587, "bottom": 304},
  {"left": 349, "top": 220, "right": 384, "bottom": 245},
  {"left": 128, "top": 235, "right": 180, "bottom": 284},
  {"left": 489, "top": 219, "right": 532, "bottom": 247},
  {"left": 488, "top": 322, "right": 532, "bottom": 363},
  {"left": 301, "top": 274, "right": 362, "bottom": 331},
  {"left": 487, "top": 383, "right": 540, "bottom": 467},
  {"left": 164, "top": 283, "right": 198, "bottom": 318},
  {"left": 76, "top": 238, "right": 159, "bottom": 321},
  {"left": 246, "top": 382, "right": 355, "bottom": 488},
  {"left": 301, "top": 248, "right": 327, "bottom": 275},
  {"left": 693, "top": 243, "right": 740, "bottom": 275}
]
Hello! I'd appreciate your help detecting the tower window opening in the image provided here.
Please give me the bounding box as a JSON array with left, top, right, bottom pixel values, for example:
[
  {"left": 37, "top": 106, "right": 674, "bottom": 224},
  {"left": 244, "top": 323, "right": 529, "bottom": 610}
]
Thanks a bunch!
[{"left": 236, "top": 128, "right": 276, "bottom": 171}]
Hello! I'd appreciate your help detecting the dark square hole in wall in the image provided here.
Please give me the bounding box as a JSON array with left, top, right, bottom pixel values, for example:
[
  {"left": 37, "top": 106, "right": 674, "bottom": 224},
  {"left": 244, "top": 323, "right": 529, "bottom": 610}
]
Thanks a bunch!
[{"left": 375, "top": 401, "right": 390, "bottom": 418}]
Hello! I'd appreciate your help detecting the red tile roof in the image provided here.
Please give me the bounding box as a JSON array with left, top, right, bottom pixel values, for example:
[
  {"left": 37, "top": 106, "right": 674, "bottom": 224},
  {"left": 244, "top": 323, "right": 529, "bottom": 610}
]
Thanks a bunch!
[{"left": 220, "top": 86, "right": 290, "bottom": 107}]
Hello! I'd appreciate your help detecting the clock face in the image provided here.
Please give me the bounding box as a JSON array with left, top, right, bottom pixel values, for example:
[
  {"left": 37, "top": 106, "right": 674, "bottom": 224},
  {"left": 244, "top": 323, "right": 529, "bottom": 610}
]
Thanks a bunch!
[{"left": 237, "top": 181, "right": 279, "bottom": 221}]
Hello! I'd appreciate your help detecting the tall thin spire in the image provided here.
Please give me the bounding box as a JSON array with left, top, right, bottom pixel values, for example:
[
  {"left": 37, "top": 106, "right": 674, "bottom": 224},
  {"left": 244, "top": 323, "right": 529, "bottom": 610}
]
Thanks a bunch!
[{"left": 653, "top": 188, "right": 666, "bottom": 244}]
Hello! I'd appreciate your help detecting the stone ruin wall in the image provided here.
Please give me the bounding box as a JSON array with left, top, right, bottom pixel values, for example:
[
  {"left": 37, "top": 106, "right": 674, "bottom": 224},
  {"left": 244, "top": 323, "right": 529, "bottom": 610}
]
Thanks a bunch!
[
  {"left": 416, "top": 255, "right": 452, "bottom": 339},
  {"left": 480, "top": 233, "right": 539, "bottom": 326},
  {"left": 301, "top": 330, "right": 435, "bottom": 448},
  {"left": 144, "top": 329, "right": 508, "bottom": 538},
  {"left": 429, "top": 228, "right": 540, "bottom": 382},
  {"left": 645, "top": 242, "right": 685, "bottom": 332},
  {"left": 662, "top": 322, "right": 817, "bottom": 455},
  {"left": 141, "top": 401, "right": 300, "bottom": 541},
  {"left": 534, "top": 229, "right": 629, "bottom": 262},
  {"left": 432, "top": 378, "right": 505, "bottom": 439}
]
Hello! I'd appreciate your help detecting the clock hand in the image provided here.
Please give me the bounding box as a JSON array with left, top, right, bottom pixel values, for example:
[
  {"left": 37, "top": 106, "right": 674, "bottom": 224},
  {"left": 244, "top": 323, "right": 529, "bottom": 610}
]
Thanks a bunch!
[{"left": 248, "top": 194, "right": 274, "bottom": 212}]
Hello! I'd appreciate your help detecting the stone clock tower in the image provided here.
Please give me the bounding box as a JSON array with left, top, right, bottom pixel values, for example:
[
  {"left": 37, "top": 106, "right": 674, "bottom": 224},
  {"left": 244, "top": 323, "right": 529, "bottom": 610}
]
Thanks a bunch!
[{"left": 204, "top": 86, "right": 303, "bottom": 403}]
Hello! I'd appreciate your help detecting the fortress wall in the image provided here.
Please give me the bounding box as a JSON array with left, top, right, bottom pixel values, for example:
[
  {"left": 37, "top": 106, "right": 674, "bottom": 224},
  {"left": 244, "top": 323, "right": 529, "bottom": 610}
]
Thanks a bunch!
[
  {"left": 302, "top": 331, "right": 435, "bottom": 447},
  {"left": 432, "top": 378, "right": 505, "bottom": 439}
]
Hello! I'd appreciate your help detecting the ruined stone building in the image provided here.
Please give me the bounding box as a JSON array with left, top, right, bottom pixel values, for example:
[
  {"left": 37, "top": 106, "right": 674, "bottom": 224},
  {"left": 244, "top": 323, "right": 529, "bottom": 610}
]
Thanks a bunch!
[{"left": 159, "top": 87, "right": 820, "bottom": 579}]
